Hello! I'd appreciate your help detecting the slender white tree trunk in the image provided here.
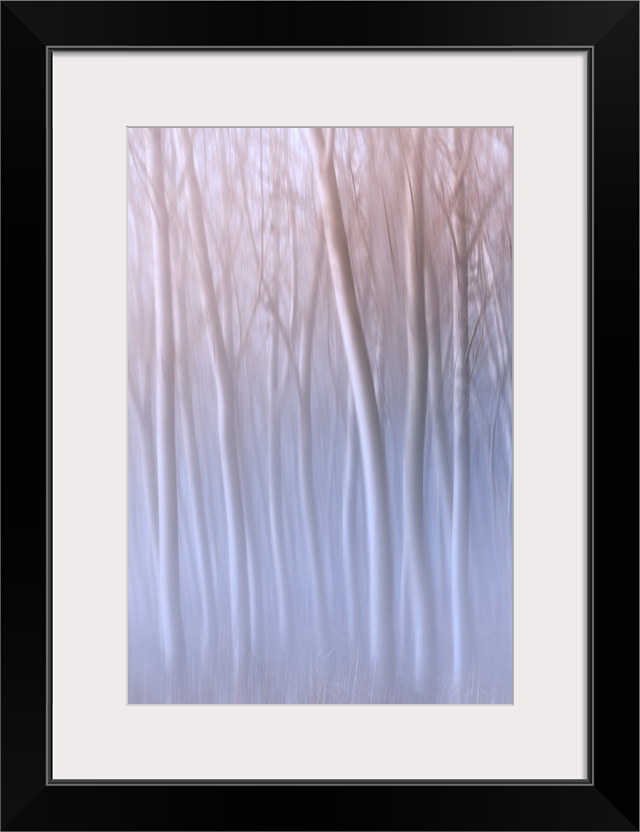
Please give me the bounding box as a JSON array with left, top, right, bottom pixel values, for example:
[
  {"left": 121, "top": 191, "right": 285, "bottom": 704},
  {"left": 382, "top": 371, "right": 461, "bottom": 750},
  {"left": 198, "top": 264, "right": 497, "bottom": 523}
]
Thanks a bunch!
[
  {"left": 425, "top": 255, "right": 453, "bottom": 575},
  {"left": 217, "top": 391, "right": 251, "bottom": 652},
  {"left": 451, "top": 131, "right": 473, "bottom": 691},
  {"left": 174, "top": 281, "right": 216, "bottom": 646},
  {"left": 308, "top": 128, "right": 395, "bottom": 678},
  {"left": 179, "top": 129, "right": 251, "bottom": 655},
  {"left": 267, "top": 273, "right": 293, "bottom": 646},
  {"left": 400, "top": 132, "right": 436, "bottom": 688},
  {"left": 146, "top": 128, "right": 186, "bottom": 672},
  {"left": 342, "top": 393, "right": 362, "bottom": 645},
  {"left": 128, "top": 386, "right": 159, "bottom": 559},
  {"left": 298, "top": 268, "right": 330, "bottom": 652}
]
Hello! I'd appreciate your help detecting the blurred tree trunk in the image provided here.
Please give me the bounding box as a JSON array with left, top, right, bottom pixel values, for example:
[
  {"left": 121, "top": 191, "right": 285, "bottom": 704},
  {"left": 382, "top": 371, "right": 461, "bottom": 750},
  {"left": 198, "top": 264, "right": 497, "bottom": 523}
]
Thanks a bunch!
[
  {"left": 297, "top": 243, "right": 331, "bottom": 652},
  {"left": 400, "top": 130, "right": 436, "bottom": 688},
  {"left": 308, "top": 127, "right": 395, "bottom": 678},
  {"left": 267, "top": 265, "right": 293, "bottom": 646},
  {"left": 174, "top": 277, "right": 216, "bottom": 647},
  {"left": 128, "top": 367, "right": 159, "bottom": 560},
  {"left": 179, "top": 128, "right": 251, "bottom": 656},
  {"left": 425, "top": 251, "right": 452, "bottom": 586},
  {"left": 146, "top": 128, "right": 186, "bottom": 672},
  {"left": 342, "top": 392, "right": 362, "bottom": 644},
  {"left": 451, "top": 129, "right": 473, "bottom": 690}
]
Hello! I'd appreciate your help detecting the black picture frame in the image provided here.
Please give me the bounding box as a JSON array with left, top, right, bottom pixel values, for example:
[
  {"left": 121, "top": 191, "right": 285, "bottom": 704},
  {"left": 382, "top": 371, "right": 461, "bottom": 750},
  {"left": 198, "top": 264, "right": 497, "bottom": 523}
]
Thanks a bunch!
[{"left": 2, "top": 2, "right": 637, "bottom": 830}]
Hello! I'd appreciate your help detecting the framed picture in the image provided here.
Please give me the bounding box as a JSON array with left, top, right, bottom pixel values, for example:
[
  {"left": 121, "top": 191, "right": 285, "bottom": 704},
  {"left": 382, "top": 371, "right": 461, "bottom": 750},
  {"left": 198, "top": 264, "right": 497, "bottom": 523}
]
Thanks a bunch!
[{"left": 2, "top": 2, "right": 637, "bottom": 829}]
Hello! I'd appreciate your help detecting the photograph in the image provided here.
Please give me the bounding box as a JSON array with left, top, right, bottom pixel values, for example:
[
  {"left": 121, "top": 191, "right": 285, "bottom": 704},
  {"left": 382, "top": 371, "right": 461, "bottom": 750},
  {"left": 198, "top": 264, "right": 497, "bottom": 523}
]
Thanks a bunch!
[{"left": 127, "top": 126, "right": 513, "bottom": 705}]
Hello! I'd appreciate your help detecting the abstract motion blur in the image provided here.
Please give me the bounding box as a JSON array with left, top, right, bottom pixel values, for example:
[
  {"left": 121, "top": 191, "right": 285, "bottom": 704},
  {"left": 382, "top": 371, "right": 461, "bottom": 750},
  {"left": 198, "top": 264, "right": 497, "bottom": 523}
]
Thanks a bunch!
[{"left": 127, "top": 128, "right": 513, "bottom": 703}]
